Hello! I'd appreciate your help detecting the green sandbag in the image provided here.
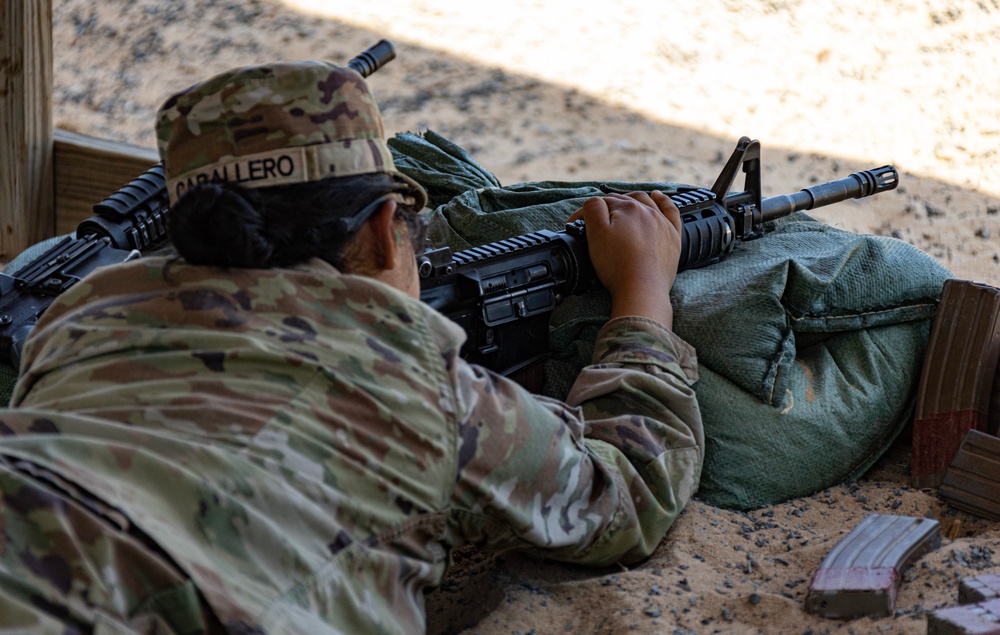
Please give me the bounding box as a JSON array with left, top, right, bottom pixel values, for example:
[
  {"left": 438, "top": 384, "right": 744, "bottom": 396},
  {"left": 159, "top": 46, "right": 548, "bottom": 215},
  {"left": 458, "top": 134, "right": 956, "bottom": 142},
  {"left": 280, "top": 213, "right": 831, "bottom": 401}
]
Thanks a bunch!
[
  {"left": 390, "top": 130, "right": 952, "bottom": 510},
  {"left": 694, "top": 322, "right": 930, "bottom": 508},
  {"left": 672, "top": 218, "right": 949, "bottom": 508},
  {"left": 542, "top": 215, "right": 949, "bottom": 508},
  {"left": 387, "top": 130, "right": 502, "bottom": 210}
]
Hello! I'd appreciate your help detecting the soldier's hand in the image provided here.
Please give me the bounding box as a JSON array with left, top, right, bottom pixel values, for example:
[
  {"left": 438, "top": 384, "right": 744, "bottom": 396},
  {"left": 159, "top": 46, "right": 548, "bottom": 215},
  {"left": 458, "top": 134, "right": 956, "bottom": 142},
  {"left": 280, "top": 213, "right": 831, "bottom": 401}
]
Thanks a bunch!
[{"left": 567, "top": 191, "right": 681, "bottom": 328}]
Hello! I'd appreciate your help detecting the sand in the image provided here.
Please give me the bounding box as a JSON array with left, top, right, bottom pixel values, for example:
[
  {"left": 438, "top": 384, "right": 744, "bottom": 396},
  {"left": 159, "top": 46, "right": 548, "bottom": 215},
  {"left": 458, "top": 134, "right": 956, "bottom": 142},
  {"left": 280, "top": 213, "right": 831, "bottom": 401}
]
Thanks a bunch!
[{"left": 50, "top": 1, "right": 1000, "bottom": 633}]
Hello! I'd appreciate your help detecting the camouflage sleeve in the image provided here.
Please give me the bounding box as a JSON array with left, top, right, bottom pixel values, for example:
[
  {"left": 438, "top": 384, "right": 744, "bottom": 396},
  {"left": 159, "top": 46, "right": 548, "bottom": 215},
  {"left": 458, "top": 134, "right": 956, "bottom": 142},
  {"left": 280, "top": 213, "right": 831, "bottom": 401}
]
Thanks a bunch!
[{"left": 446, "top": 316, "right": 703, "bottom": 567}]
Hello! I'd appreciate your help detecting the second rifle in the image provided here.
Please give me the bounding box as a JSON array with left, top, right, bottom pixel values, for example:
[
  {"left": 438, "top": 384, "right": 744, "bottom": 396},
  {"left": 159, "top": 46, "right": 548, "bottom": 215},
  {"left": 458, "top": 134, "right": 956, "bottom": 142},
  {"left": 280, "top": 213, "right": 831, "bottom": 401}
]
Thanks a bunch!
[{"left": 0, "top": 40, "right": 399, "bottom": 368}]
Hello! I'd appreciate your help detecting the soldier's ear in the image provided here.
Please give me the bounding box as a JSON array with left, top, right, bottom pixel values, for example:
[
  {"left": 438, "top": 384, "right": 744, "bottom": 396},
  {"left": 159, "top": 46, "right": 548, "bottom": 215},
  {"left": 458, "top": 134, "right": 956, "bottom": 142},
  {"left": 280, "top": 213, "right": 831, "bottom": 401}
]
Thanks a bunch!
[{"left": 365, "top": 198, "right": 400, "bottom": 270}]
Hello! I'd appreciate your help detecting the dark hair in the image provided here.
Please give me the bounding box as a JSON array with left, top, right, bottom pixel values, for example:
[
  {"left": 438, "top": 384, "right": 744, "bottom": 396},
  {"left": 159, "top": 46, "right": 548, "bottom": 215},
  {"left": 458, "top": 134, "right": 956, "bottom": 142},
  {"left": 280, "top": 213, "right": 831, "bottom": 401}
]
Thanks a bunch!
[{"left": 167, "top": 173, "right": 421, "bottom": 271}]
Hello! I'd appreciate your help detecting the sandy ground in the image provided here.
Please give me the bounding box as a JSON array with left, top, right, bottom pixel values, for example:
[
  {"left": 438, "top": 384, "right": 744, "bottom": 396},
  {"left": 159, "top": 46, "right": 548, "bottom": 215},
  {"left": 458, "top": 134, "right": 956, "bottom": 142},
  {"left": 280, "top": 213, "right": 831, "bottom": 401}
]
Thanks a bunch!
[{"left": 50, "top": 1, "right": 1000, "bottom": 633}]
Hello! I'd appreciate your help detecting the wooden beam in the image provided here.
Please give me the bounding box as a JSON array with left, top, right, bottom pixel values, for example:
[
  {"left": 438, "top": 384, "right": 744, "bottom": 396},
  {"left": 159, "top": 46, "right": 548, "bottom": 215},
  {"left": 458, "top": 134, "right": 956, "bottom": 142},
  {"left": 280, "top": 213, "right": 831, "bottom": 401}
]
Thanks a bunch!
[
  {"left": 53, "top": 129, "right": 159, "bottom": 235},
  {"left": 0, "top": 0, "right": 54, "bottom": 261}
]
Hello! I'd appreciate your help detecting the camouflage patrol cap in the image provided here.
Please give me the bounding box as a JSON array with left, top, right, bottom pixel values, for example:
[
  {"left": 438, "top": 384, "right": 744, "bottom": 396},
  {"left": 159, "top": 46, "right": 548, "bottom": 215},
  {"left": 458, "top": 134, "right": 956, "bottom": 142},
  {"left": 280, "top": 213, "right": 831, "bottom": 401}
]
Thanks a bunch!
[{"left": 155, "top": 60, "right": 427, "bottom": 211}]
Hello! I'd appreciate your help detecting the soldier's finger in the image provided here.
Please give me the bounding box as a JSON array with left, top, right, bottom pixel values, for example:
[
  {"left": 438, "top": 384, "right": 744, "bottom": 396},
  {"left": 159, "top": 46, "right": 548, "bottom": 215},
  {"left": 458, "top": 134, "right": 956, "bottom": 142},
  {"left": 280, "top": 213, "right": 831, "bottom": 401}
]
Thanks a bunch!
[
  {"left": 650, "top": 191, "right": 682, "bottom": 231},
  {"left": 567, "top": 196, "right": 612, "bottom": 229}
]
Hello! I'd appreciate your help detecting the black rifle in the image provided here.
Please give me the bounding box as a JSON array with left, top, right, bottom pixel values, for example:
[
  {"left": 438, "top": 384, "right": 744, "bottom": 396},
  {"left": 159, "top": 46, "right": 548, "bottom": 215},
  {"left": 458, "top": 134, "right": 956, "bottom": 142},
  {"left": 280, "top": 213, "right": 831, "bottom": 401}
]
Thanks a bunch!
[
  {"left": 418, "top": 137, "right": 899, "bottom": 385},
  {"left": 0, "top": 40, "right": 398, "bottom": 368}
]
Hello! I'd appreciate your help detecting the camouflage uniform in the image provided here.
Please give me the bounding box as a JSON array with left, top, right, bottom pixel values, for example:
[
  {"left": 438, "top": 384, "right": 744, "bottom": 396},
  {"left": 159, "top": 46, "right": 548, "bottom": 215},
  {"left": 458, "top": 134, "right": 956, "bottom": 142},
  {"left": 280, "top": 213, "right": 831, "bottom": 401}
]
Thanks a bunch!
[{"left": 0, "top": 60, "right": 704, "bottom": 634}]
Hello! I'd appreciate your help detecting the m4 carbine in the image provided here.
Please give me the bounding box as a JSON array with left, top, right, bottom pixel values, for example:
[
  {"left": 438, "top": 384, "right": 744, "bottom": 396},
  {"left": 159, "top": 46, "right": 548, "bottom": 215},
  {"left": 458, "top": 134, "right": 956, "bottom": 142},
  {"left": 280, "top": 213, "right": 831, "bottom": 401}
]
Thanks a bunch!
[
  {"left": 0, "top": 40, "right": 398, "bottom": 368},
  {"left": 418, "top": 137, "right": 899, "bottom": 383}
]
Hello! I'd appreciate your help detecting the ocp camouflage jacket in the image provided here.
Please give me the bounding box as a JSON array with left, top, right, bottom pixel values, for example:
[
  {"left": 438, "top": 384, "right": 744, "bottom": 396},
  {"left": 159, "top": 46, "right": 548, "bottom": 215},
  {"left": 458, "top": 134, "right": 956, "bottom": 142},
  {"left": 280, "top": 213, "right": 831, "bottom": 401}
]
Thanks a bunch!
[{"left": 0, "top": 257, "right": 703, "bottom": 634}]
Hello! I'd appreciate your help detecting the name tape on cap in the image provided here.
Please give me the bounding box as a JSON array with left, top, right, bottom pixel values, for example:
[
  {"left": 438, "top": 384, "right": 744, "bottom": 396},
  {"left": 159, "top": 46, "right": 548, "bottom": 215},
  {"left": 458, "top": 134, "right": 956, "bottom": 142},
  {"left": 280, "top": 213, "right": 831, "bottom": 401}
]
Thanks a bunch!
[{"left": 168, "top": 147, "right": 310, "bottom": 200}]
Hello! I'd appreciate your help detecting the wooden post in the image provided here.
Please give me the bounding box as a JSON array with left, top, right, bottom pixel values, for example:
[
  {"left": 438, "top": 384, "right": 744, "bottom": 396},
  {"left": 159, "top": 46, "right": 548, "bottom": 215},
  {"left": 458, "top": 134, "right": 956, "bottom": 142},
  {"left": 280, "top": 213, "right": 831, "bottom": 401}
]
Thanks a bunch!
[{"left": 0, "top": 0, "right": 54, "bottom": 261}]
